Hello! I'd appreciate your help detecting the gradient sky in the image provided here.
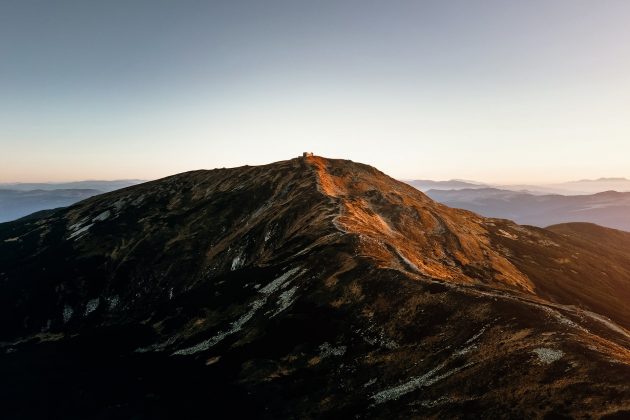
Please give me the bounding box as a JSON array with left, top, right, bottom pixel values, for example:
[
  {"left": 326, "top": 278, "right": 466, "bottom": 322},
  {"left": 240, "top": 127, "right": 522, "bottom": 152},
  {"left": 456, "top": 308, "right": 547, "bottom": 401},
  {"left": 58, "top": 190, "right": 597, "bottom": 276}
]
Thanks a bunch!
[{"left": 1, "top": 0, "right": 629, "bottom": 183}]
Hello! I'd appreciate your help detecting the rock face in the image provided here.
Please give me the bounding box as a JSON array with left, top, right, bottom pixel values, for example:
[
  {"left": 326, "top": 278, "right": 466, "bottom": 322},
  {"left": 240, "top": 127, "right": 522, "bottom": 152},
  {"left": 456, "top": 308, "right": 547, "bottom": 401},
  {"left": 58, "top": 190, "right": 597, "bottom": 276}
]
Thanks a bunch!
[{"left": 1, "top": 156, "right": 630, "bottom": 419}]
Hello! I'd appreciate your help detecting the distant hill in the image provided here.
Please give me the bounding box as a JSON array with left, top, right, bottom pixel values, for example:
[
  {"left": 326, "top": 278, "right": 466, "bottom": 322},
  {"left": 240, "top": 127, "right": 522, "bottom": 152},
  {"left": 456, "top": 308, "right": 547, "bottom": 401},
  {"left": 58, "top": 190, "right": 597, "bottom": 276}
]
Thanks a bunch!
[
  {"left": 425, "top": 188, "right": 630, "bottom": 232},
  {"left": 555, "top": 178, "right": 630, "bottom": 194},
  {"left": 405, "top": 178, "right": 630, "bottom": 195},
  {"left": 492, "top": 178, "right": 630, "bottom": 195},
  {"left": 405, "top": 179, "right": 488, "bottom": 191},
  {"left": 548, "top": 222, "right": 630, "bottom": 250},
  {"left": 0, "top": 180, "right": 144, "bottom": 222},
  {"left": 0, "top": 180, "right": 144, "bottom": 192}
]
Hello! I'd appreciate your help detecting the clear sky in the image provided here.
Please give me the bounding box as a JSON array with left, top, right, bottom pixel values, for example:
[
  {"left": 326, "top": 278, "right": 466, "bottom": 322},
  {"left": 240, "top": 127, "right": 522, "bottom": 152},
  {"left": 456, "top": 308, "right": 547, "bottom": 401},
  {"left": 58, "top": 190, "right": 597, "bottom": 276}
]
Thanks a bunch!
[{"left": 1, "top": 0, "right": 629, "bottom": 183}]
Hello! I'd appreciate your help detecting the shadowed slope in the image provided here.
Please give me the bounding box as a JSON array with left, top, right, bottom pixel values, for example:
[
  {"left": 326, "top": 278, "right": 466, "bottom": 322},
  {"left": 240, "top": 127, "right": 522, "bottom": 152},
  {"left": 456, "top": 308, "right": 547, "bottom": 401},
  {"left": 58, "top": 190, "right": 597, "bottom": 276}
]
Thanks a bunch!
[{"left": 487, "top": 221, "right": 630, "bottom": 330}]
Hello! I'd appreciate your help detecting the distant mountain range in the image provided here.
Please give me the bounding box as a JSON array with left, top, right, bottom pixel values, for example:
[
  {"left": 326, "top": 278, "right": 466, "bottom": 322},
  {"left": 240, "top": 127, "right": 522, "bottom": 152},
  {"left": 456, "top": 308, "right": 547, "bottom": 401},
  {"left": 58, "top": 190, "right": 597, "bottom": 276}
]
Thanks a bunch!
[
  {"left": 0, "top": 180, "right": 143, "bottom": 223},
  {"left": 405, "top": 179, "right": 487, "bottom": 191},
  {"left": 0, "top": 180, "right": 144, "bottom": 192},
  {"left": 407, "top": 177, "right": 630, "bottom": 195},
  {"left": 425, "top": 188, "right": 630, "bottom": 232}
]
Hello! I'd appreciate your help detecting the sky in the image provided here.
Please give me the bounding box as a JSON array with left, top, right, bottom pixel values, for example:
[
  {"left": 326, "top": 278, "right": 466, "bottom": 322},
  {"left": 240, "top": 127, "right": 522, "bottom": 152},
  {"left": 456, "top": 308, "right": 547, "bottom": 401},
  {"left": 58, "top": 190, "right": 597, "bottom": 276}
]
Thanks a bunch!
[{"left": 1, "top": 0, "right": 629, "bottom": 183}]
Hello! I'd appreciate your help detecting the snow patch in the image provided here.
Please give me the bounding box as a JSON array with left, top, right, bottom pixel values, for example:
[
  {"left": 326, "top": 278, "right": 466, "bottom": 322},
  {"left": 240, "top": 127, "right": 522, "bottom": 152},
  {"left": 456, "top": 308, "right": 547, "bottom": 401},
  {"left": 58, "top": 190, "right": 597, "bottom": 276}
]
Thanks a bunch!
[
  {"left": 85, "top": 298, "right": 100, "bottom": 315},
  {"left": 63, "top": 305, "right": 74, "bottom": 323},
  {"left": 68, "top": 223, "right": 94, "bottom": 240},
  {"left": 172, "top": 267, "right": 303, "bottom": 356},
  {"left": 294, "top": 244, "right": 317, "bottom": 257},
  {"left": 136, "top": 336, "right": 178, "bottom": 353},
  {"left": 68, "top": 220, "right": 86, "bottom": 231},
  {"left": 359, "top": 321, "right": 399, "bottom": 349},
  {"left": 319, "top": 342, "right": 347, "bottom": 359},
  {"left": 538, "top": 239, "right": 560, "bottom": 247},
  {"left": 106, "top": 295, "right": 120, "bottom": 310},
  {"left": 420, "top": 396, "right": 454, "bottom": 408},
  {"left": 533, "top": 347, "right": 564, "bottom": 364},
  {"left": 231, "top": 254, "right": 245, "bottom": 271},
  {"left": 497, "top": 229, "right": 518, "bottom": 240},
  {"left": 173, "top": 299, "right": 265, "bottom": 356},
  {"left": 454, "top": 324, "right": 490, "bottom": 356},
  {"left": 371, "top": 361, "right": 474, "bottom": 405},
  {"left": 465, "top": 324, "right": 489, "bottom": 345},
  {"left": 112, "top": 198, "right": 126, "bottom": 212},
  {"left": 454, "top": 345, "right": 477, "bottom": 357},
  {"left": 92, "top": 210, "right": 111, "bottom": 222},
  {"left": 272, "top": 286, "right": 299, "bottom": 317},
  {"left": 259, "top": 267, "right": 301, "bottom": 294},
  {"left": 363, "top": 378, "right": 377, "bottom": 388},
  {"left": 541, "top": 306, "right": 579, "bottom": 329}
]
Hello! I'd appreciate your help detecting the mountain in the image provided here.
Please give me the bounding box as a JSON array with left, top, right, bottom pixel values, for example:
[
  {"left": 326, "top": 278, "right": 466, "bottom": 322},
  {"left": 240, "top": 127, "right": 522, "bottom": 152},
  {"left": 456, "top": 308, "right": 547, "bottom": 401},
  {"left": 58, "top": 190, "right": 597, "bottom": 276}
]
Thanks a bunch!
[
  {"left": 0, "top": 180, "right": 144, "bottom": 192},
  {"left": 425, "top": 188, "right": 630, "bottom": 232},
  {"left": 405, "top": 178, "right": 630, "bottom": 196},
  {"left": 2, "top": 156, "right": 630, "bottom": 418},
  {"left": 0, "top": 189, "right": 102, "bottom": 223},
  {"left": 492, "top": 178, "right": 630, "bottom": 196},
  {"left": 0, "top": 180, "right": 143, "bottom": 222},
  {"left": 558, "top": 178, "right": 630, "bottom": 194},
  {"left": 405, "top": 179, "right": 488, "bottom": 191}
]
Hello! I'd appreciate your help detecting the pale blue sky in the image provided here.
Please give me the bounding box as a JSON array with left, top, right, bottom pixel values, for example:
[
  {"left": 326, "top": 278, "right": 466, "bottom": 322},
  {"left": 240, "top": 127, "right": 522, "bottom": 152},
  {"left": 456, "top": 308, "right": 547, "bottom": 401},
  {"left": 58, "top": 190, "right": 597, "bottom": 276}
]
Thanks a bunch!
[{"left": 1, "top": 1, "right": 629, "bottom": 183}]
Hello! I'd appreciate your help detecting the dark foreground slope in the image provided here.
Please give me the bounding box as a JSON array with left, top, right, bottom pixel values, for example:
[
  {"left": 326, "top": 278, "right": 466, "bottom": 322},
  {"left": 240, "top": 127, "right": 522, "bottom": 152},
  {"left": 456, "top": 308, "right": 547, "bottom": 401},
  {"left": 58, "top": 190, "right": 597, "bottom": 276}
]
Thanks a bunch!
[{"left": 1, "top": 156, "right": 630, "bottom": 419}]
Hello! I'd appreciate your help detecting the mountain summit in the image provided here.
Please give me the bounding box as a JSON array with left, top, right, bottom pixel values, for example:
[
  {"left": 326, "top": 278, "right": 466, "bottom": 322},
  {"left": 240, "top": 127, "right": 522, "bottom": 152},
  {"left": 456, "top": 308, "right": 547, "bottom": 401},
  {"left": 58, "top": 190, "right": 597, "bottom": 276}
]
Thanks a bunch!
[{"left": 2, "top": 156, "right": 630, "bottom": 418}]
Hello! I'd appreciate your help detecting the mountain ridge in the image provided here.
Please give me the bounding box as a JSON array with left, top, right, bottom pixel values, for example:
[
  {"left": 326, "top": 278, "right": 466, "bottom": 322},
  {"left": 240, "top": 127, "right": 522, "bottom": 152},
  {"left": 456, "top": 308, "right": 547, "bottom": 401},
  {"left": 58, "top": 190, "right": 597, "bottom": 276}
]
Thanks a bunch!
[
  {"left": 0, "top": 180, "right": 143, "bottom": 223},
  {"left": 1, "top": 156, "right": 630, "bottom": 418},
  {"left": 425, "top": 187, "right": 630, "bottom": 232},
  {"left": 407, "top": 177, "right": 630, "bottom": 195}
]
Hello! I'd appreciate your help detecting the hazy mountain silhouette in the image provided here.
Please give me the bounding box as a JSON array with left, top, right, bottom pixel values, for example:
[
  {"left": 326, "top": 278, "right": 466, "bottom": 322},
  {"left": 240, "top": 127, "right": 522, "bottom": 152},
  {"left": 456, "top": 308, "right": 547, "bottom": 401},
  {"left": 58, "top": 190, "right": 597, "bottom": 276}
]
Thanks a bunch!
[
  {"left": 0, "top": 180, "right": 144, "bottom": 192},
  {"left": 405, "top": 179, "right": 488, "bottom": 191},
  {"left": 406, "top": 177, "right": 630, "bottom": 195},
  {"left": 426, "top": 188, "right": 630, "bottom": 232},
  {"left": 0, "top": 180, "right": 143, "bottom": 222}
]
